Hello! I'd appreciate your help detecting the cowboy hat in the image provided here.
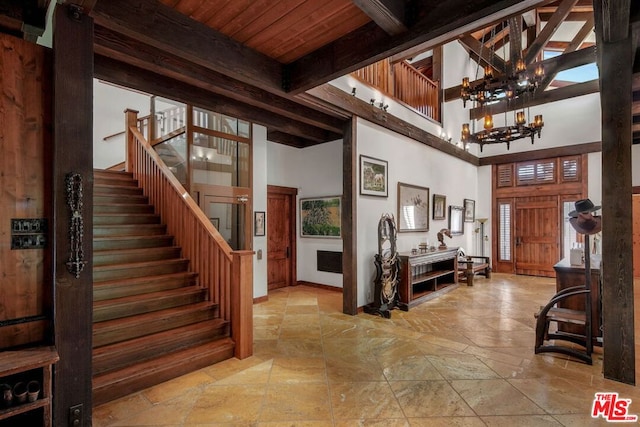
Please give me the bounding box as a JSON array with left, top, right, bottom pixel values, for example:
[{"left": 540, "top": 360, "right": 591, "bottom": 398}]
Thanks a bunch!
[
  {"left": 568, "top": 199, "right": 601, "bottom": 218},
  {"left": 569, "top": 212, "right": 602, "bottom": 235}
]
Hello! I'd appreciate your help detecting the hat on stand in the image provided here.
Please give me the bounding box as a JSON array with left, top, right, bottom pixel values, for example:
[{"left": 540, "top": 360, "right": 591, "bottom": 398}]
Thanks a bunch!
[{"left": 568, "top": 199, "right": 601, "bottom": 235}]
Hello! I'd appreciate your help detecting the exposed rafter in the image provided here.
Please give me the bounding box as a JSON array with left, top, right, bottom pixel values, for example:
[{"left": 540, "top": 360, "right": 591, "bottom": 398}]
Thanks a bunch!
[
  {"left": 352, "top": 0, "right": 407, "bottom": 36},
  {"left": 458, "top": 34, "right": 507, "bottom": 74},
  {"left": 524, "top": 0, "right": 579, "bottom": 64}
]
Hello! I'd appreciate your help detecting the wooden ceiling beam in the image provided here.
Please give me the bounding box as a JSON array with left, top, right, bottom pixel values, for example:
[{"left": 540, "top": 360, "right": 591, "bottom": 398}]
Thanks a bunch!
[
  {"left": 0, "top": 0, "right": 47, "bottom": 41},
  {"left": 93, "top": 25, "right": 345, "bottom": 135},
  {"left": 94, "top": 55, "right": 341, "bottom": 144},
  {"left": 565, "top": 15, "right": 594, "bottom": 53},
  {"left": 91, "top": 0, "right": 284, "bottom": 95},
  {"left": 287, "top": 0, "right": 552, "bottom": 93},
  {"left": 266, "top": 131, "right": 321, "bottom": 148},
  {"left": 468, "top": 78, "right": 599, "bottom": 119},
  {"left": 306, "top": 84, "right": 479, "bottom": 165},
  {"left": 458, "top": 34, "right": 507, "bottom": 73},
  {"left": 352, "top": 0, "right": 407, "bottom": 36},
  {"left": 58, "top": 0, "right": 97, "bottom": 13},
  {"left": 524, "top": 0, "right": 579, "bottom": 64}
]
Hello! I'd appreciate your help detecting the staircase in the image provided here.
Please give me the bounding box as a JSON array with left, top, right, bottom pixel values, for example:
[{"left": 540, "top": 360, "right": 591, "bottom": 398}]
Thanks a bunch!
[{"left": 92, "top": 169, "right": 235, "bottom": 406}]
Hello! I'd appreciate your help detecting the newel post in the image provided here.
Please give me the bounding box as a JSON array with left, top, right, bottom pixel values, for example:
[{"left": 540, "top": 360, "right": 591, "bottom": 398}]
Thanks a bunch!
[
  {"left": 124, "top": 109, "right": 139, "bottom": 173},
  {"left": 230, "top": 250, "right": 254, "bottom": 359}
]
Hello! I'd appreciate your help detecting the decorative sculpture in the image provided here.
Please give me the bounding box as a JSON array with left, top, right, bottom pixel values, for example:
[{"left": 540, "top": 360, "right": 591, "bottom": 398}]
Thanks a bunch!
[
  {"left": 364, "top": 213, "right": 401, "bottom": 318},
  {"left": 437, "top": 228, "right": 451, "bottom": 250},
  {"left": 66, "top": 172, "right": 87, "bottom": 278}
]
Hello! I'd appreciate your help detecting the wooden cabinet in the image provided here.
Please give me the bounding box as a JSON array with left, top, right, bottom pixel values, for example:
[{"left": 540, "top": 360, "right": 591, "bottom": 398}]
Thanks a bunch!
[
  {"left": 398, "top": 248, "right": 459, "bottom": 309},
  {"left": 554, "top": 257, "right": 602, "bottom": 344},
  {"left": 0, "top": 347, "right": 58, "bottom": 427}
]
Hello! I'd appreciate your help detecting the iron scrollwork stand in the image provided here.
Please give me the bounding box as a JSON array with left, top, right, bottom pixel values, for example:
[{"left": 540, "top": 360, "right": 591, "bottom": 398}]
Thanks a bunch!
[{"left": 66, "top": 173, "right": 87, "bottom": 278}]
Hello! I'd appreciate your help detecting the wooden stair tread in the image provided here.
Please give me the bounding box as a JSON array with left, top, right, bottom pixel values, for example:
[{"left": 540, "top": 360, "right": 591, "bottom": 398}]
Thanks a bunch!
[
  {"left": 94, "top": 286, "right": 205, "bottom": 309},
  {"left": 93, "top": 302, "right": 216, "bottom": 333},
  {"left": 92, "top": 320, "right": 229, "bottom": 374},
  {"left": 93, "top": 246, "right": 182, "bottom": 265},
  {"left": 92, "top": 338, "right": 235, "bottom": 406},
  {"left": 94, "top": 271, "right": 198, "bottom": 289},
  {"left": 93, "top": 258, "right": 188, "bottom": 272}
]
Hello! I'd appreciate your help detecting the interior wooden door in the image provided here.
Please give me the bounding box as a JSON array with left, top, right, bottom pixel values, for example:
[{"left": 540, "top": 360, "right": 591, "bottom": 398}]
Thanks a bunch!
[
  {"left": 633, "top": 194, "right": 640, "bottom": 278},
  {"left": 514, "top": 196, "right": 559, "bottom": 277},
  {"left": 267, "top": 186, "right": 297, "bottom": 291}
]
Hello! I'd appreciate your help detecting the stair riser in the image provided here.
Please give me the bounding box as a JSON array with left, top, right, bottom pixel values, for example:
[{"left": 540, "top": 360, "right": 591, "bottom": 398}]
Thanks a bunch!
[
  {"left": 94, "top": 225, "right": 167, "bottom": 237},
  {"left": 93, "top": 308, "right": 218, "bottom": 348},
  {"left": 92, "top": 321, "right": 229, "bottom": 375},
  {"left": 93, "top": 248, "right": 182, "bottom": 267},
  {"left": 93, "top": 274, "right": 197, "bottom": 301},
  {"left": 94, "top": 260, "right": 189, "bottom": 282},
  {"left": 94, "top": 195, "right": 148, "bottom": 205},
  {"left": 94, "top": 289, "right": 207, "bottom": 322},
  {"left": 93, "top": 236, "right": 174, "bottom": 251},
  {"left": 94, "top": 178, "right": 138, "bottom": 188},
  {"left": 94, "top": 215, "right": 161, "bottom": 226},
  {"left": 94, "top": 205, "right": 155, "bottom": 214},
  {"left": 92, "top": 340, "right": 234, "bottom": 406},
  {"left": 95, "top": 186, "right": 144, "bottom": 196},
  {"left": 94, "top": 171, "right": 133, "bottom": 181}
]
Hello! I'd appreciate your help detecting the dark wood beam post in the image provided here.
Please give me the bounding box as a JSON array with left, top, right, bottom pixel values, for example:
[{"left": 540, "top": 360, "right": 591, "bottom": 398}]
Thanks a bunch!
[
  {"left": 52, "top": 3, "right": 94, "bottom": 425},
  {"left": 593, "top": 0, "right": 635, "bottom": 385},
  {"left": 343, "top": 117, "right": 358, "bottom": 315}
]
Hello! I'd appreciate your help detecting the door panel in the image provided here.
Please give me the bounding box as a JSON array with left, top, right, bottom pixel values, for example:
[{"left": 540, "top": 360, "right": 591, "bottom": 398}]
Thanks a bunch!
[
  {"left": 267, "top": 189, "right": 295, "bottom": 290},
  {"left": 634, "top": 194, "right": 640, "bottom": 278},
  {"left": 515, "top": 197, "right": 559, "bottom": 277}
]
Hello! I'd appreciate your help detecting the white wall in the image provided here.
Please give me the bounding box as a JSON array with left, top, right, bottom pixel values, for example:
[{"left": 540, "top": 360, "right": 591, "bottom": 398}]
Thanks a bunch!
[
  {"left": 252, "top": 125, "right": 268, "bottom": 299},
  {"left": 262, "top": 138, "right": 344, "bottom": 299},
  {"left": 356, "top": 118, "right": 478, "bottom": 307},
  {"left": 93, "top": 80, "right": 151, "bottom": 169}
]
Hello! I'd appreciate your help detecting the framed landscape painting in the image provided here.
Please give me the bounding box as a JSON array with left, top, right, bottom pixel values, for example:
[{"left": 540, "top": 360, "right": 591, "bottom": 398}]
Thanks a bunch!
[
  {"left": 360, "top": 155, "right": 388, "bottom": 197},
  {"left": 397, "top": 182, "right": 429, "bottom": 232},
  {"left": 300, "top": 196, "right": 341, "bottom": 238}
]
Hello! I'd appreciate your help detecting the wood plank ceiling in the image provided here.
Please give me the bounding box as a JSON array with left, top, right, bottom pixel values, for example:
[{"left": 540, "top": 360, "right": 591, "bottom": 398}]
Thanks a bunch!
[{"left": 0, "top": 0, "right": 638, "bottom": 147}]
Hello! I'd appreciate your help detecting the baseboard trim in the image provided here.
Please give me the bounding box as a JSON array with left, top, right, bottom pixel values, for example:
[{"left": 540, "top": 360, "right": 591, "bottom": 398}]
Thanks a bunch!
[
  {"left": 296, "top": 281, "right": 342, "bottom": 292},
  {"left": 253, "top": 295, "right": 268, "bottom": 304}
]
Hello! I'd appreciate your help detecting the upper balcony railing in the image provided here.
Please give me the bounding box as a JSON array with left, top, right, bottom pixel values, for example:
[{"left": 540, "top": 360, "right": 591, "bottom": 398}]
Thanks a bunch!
[{"left": 352, "top": 58, "right": 440, "bottom": 122}]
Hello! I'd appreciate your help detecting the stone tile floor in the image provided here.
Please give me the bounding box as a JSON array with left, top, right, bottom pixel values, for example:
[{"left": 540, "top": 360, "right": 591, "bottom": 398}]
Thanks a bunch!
[{"left": 93, "top": 273, "right": 640, "bottom": 426}]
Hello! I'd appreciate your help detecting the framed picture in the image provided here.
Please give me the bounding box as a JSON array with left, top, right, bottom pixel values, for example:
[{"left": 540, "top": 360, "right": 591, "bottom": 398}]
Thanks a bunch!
[
  {"left": 254, "top": 211, "right": 265, "bottom": 236},
  {"left": 360, "top": 155, "right": 388, "bottom": 197},
  {"left": 464, "top": 199, "right": 475, "bottom": 222},
  {"left": 397, "top": 182, "right": 429, "bottom": 232},
  {"left": 210, "top": 218, "right": 220, "bottom": 229},
  {"left": 433, "top": 194, "right": 446, "bottom": 220},
  {"left": 449, "top": 205, "right": 464, "bottom": 235},
  {"left": 300, "top": 196, "right": 341, "bottom": 238}
]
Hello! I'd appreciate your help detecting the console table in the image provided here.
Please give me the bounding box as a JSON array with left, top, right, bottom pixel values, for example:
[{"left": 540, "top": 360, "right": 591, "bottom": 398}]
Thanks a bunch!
[
  {"left": 398, "top": 248, "right": 459, "bottom": 310},
  {"left": 553, "top": 256, "right": 602, "bottom": 344}
]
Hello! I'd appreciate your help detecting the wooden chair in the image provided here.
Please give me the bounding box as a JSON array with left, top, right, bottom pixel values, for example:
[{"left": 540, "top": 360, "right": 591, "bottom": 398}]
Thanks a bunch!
[
  {"left": 457, "top": 255, "right": 491, "bottom": 286},
  {"left": 533, "top": 285, "right": 592, "bottom": 364}
]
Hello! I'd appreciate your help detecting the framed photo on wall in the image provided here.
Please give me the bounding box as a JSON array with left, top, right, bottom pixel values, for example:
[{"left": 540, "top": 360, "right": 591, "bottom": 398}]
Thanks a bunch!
[
  {"left": 300, "top": 196, "right": 341, "bottom": 238},
  {"left": 433, "top": 194, "right": 446, "bottom": 220},
  {"left": 254, "top": 211, "right": 265, "bottom": 236},
  {"left": 210, "top": 218, "right": 220, "bottom": 229},
  {"left": 397, "top": 182, "right": 429, "bottom": 232},
  {"left": 449, "top": 205, "right": 464, "bottom": 235},
  {"left": 464, "top": 199, "right": 475, "bottom": 222},
  {"left": 359, "top": 155, "right": 388, "bottom": 197}
]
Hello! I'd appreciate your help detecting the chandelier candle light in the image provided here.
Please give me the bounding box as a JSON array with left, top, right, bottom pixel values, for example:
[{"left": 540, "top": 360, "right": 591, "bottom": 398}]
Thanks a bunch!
[{"left": 460, "top": 22, "right": 545, "bottom": 151}]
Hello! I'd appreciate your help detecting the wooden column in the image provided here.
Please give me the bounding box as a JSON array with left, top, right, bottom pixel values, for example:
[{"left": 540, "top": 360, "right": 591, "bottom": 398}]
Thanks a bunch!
[
  {"left": 342, "top": 117, "right": 358, "bottom": 315},
  {"left": 231, "top": 250, "right": 253, "bottom": 359},
  {"left": 52, "top": 3, "right": 94, "bottom": 425},
  {"left": 594, "top": 0, "right": 635, "bottom": 385}
]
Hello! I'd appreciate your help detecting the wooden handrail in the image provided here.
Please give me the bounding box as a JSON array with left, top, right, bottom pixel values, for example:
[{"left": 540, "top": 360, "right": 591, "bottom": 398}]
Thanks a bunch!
[
  {"left": 124, "top": 109, "right": 253, "bottom": 358},
  {"left": 351, "top": 58, "right": 440, "bottom": 121}
]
